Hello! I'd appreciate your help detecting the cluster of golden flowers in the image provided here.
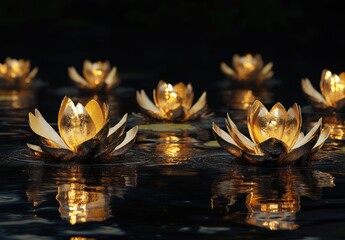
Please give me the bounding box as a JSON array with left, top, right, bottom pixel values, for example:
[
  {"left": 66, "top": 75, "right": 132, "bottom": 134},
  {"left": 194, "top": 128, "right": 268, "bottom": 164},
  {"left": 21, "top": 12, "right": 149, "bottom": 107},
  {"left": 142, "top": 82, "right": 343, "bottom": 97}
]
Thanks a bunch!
[{"left": 0, "top": 54, "right": 339, "bottom": 165}]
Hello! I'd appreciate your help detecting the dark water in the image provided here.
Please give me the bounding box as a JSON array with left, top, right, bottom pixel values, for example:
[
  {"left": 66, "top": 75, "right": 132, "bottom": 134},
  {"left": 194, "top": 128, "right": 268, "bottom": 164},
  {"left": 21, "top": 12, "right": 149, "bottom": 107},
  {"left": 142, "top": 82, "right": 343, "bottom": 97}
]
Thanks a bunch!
[{"left": 1, "top": 77, "right": 345, "bottom": 240}]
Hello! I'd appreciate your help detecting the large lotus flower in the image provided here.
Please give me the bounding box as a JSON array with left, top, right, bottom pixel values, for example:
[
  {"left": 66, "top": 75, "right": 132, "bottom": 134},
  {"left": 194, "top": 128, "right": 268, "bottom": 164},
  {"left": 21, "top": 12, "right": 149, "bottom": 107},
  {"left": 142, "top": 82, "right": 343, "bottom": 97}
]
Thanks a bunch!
[
  {"left": 212, "top": 100, "right": 330, "bottom": 165},
  {"left": 27, "top": 96, "right": 138, "bottom": 162},
  {"left": 302, "top": 69, "right": 345, "bottom": 111},
  {"left": 68, "top": 60, "right": 120, "bottom": 93},
  {"left": 220, "top": 53, "right": 273, "bottom": 84},
  {"left": 0, "top": 57, "right": 38, "bottom": 85},
  {"left": 136, "top": 80, "right": 208, "bottom": 122}
]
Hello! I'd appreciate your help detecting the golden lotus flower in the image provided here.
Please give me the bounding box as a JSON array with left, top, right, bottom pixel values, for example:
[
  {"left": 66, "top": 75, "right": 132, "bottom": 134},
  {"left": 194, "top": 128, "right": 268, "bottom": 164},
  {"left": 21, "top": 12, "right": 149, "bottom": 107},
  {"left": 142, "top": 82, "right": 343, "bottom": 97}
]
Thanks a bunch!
[
  {"left": 302, "top": 69, "right": 345, "bottom": 111},
  {"left": 220, "top": 53, "right": 273, "bottom": 84},
  {"left": 136, "top": 80, "right": 208, "bottom": 122},
  {"left": 68, "top": 60, "right": 120, "bottom": 92},
  {"left": 27, "top": 96, "right": 138, "bottom": 162},
  {"left": 212, "top": 100, "right": 330, "bottom": 165},
  {"left": 0, "top": 57, "right": 38, "bottom": 86}
]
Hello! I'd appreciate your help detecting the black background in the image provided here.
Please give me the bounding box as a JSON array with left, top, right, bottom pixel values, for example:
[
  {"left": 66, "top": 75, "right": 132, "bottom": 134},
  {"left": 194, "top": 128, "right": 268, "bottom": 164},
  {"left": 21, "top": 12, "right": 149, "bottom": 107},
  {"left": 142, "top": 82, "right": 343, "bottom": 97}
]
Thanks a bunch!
[{"left": 1, "top": 0, "right": 345, "bottom": 106}]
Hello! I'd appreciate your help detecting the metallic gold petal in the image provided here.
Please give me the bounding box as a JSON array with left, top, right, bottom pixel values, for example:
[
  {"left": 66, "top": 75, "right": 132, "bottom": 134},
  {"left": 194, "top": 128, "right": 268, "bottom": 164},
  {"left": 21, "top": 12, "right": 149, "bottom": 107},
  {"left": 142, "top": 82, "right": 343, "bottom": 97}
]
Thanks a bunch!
[
  {"left": 108, "top": 114, "right": 127, "bottom": 137},
  {"left": 283, "top": 125, "right": 321, "bottom": 164},
  {"left": 68, "top": 67, "right": 89, "bottom": 87},
  {"left": 312, "top": 126, "right": 330, "bottom": 153},
  {"left": 156, "top": 81, "right": 181, "bottom": 111},
  {"left": 112, "top": 126, "right": 138, "bottom": 156},
  {"left": 59, "top": 102, "right": 97, "bottom": 151},
  {"left": 104, "top": 67, "right": 120, "bottom": 90},
  {"left": 85, "top": 99, "right": 105, "bottom": 133},
  {"left": 212, "top": 122, "right": 242, "bottom": 157},
  {"left": 320, "top": 69, "right": 345, "bottom": 107},
  {"left": 185, "top": 83, "right": 194, "bottom": 109},
  {"left": 25, "top": 67, "right": 39, "bottom": 83},
  {"left": 220, "top": 62, "right": 236, "bottom": 77},
  {"left": 29, "top": 110, "right": 69, "bottom": 149},
  {"left": 226, "top": 114, "right": 256, "bottom": 152},
  {"left": 293, "top": 118, "right": 322, "bottom": 150},
  {"left": 281, "top": 104, "right": 301, "bottom": 149},
  {"left": 136, "top": 90, "right": 162, "bottom": 115},
  {"left": 102, "top": 102, "right": 110, "bottom": 120},
  {"left": 251, "top": 102, "right": 286, "bottom": 143},
  {"left": 187, "top": 92, "right": 207, "bottom": 117},
  {"left": 301, "top": 78, "right": 328, "bottom": 108},
  {"left": 247, "top": 100, "right": 264, "bottom": 143},
  {"left": 27, "top": 143, "right": 43, "bottom": 152}
]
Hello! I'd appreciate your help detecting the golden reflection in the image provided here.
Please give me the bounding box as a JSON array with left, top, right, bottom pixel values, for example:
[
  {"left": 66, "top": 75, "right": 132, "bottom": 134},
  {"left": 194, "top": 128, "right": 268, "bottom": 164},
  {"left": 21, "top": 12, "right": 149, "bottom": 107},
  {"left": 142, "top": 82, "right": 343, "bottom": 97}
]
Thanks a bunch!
[
  {"left": 211, "top": 167, "right": 335, "bottom": 230},
  {"left": 222, "top": 88, "right": 273, "bottom": 110},
  {"left": 0, "top": 88, "right": 36, "bottom": 109},
  {"left": 154, "top": 134, "right": 193, "bottom": 164},
  {"left": 26, "top": 164, "right": 137, "bottom": 225},
  {"left": 304, "top": 113, "right": 345, "bottom": 140}
]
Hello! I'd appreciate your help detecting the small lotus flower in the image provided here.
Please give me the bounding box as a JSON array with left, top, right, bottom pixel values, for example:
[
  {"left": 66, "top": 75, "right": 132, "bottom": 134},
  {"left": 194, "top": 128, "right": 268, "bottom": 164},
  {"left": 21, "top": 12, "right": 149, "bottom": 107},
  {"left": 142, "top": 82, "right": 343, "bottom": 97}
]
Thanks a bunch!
[
  {"left": 27, "top": 96, "right": 138, "bottom": 162},
  {"left": 220, "top": 53, "right": 273, "bottom": 84},
  {"left": 0, "top": 57, "right": 38, "bottom": 86},
  {"left": 68, "top": 60, "right": 120, "bottom": 93},
  {"left": 302, "top": 69, "right": 345, "bottom": 111},
  {"left": 212, "top": 100, "right": 330, "bottom": 165},
  {"left": 136, "top": 80, "right": 209, "bottom": 122}
]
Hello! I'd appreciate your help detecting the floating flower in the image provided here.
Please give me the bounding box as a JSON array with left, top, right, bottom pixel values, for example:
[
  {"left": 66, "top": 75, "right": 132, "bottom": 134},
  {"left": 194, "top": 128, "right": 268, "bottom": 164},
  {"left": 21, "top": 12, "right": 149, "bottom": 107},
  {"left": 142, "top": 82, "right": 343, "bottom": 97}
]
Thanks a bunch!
[
  {"left": 0, "top": 57, "right": 38, "bottom": 86},
  {"left": 212, "top": 100, "right": 330, "bottom": 165},
  {"left": 136, "top": 80, "right": 209, "bottom": 122},
  {"left": 220, "top": 53, "right": 273, "bottom": 84},
  {"left": 27, "top": 96, "right": 138, "bottom": 162},
  {"left": 68, "top": 60, "right": 120, "bottom": 93},
  {"left": 301, "top": 69, "right": 345, "bottom": 111}
]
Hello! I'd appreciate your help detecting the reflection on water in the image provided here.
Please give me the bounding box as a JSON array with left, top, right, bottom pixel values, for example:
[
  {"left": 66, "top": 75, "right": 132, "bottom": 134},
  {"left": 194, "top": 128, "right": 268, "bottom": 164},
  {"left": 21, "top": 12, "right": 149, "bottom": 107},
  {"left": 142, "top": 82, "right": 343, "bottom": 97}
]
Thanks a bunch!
[
  {"left": 221, "top": 87, "right": 274, "bottom": 111},
  {"left": 303, "top": 110, "right": 345, "bottom": 140},
  {"left": 26, "top": 164, "right": 137, "bottom": 225},
  {"left": 0, "top": 89, "right": 36, "bottom": 140},
  {"left": 211, "top": 166, "right": 335, "bottom": 230},
  {"left": 0, "top": 89, "right": 36, "bottom": 109}
]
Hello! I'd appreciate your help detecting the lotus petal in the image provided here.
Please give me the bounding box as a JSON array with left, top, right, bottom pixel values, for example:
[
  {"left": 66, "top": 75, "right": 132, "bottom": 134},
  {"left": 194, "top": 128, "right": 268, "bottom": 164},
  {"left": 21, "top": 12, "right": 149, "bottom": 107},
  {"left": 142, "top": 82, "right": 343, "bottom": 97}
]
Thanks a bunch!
[
  {"left": 29, "top": 109, "right": 69, "bottom": 149},
  {"left": 112, "top": 126, "right": 138, "bottom": 156},
  {"left": 320, "top": 69, "right": 345, "bottom": 107},
  {"left": 212, "top": 122, "right": 242, "bottom": 157},
  {"left": 85, "top": 99, "right": 105, "bottom": 133},
  {"left": 59, "top": 102, "right": 97, "bottom": 151},
  {"left": 136, "top": 90, "right": 162, "bottom": 115},
  {"left": 68, "top": 67, "right": 89, "bottom": 87},
  {"left": 283, "top": 125, "right": 321, "bottom": 164},
  {"left": 301, "top": 78, "right": 328, "bottom": 108},
  {"left": 220, "top": 62, "right": 236, "bottom": 77},
  {"left": 187, "top": 92, "right": 207, "bottom": 117},
  {"left": 104, "top": 67, "right": 120, "bottom": 89},
  {"left": 27, "top": 143, "right": 43, "bottom": 153},
  {"left": 281, "top": 104, "right": 301, "bottom": 148},
  {"left": 312, "top": 126, "right": 330, "bottom": 153},
  {"left": 225, "top": 114, "right": 256, "bottom": 152},
  {"left": 108, "top": 114, "right": 127, "bottom": 140},
  {"left": 293, "top": 118, "right": 322, "bottom": 149}
]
